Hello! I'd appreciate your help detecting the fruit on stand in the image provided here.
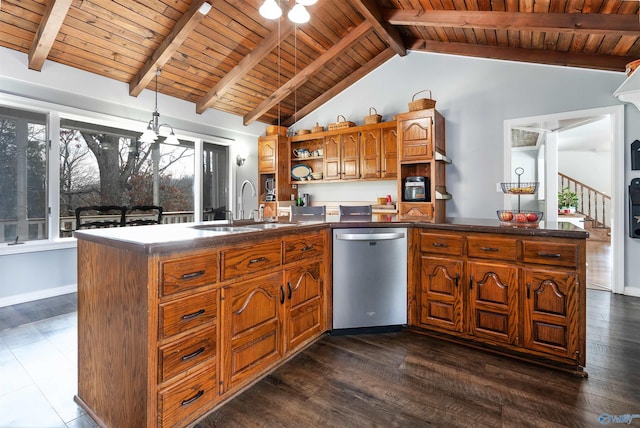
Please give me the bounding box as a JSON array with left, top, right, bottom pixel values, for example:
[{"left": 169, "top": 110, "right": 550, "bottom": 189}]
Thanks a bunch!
[
  {"left": 526, "top": 212, "right": 539, "bottom": 222},
  {"left": 498, "top": 211, "right": 514, "bottom": 221},
  {"left": 515, "top": 213, "right": 528, "bottom": 223}
]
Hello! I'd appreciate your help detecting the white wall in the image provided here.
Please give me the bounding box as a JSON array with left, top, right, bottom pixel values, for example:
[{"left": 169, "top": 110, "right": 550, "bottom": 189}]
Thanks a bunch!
[
  {"left": 2, "top": 47, "right": 640, "bottom": 300},
  {"left": 558, "top": 150, "right": 612, "bottom": 195}
]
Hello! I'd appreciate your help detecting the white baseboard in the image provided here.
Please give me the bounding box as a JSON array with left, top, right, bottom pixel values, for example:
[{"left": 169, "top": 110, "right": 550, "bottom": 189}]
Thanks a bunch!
[
  {"left": 623, "top": 286, "right": 640, "bottom": 298},
  {"left": 0, "top": 284, "right": 77, "bottom": 308}
]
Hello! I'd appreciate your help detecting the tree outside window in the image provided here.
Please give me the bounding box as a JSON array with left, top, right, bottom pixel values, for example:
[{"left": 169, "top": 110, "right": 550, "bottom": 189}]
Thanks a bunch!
[{"left": 0, "top": 107, "right": 48, "bottom": 243}]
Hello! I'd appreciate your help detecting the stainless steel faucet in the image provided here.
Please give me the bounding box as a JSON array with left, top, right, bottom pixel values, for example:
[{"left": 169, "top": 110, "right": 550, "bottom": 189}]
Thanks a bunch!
[
  {"left": 223, "top": 209, "right": 234, "bottom": 225},
  {"left": 239, "top": 180, "right": 257, "bottom": 220}
]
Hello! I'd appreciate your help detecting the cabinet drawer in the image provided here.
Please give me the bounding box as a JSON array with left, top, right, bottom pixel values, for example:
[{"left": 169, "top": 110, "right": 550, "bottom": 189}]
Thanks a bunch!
[
  {"left": 159, "top": 363, "right": 217, "bottom": 428},
  {"left": 467, "top": 236, "right": 517, "bottom": 261},
  {"left": 221, "top": 240, "right": 281, "bottom": 280},
  {"left": 419, "top": 232, "right": 463, "bottom": 256},
  {"left": 398, "top": 202, "right": 433, "bottom": 220},
  {"left": 160, "top": 289, "right": 218, "bottom": 339},
  {"left": 161, "top": 253, "right": 218, "bottom": 296},
  {"left": 522, "top": 241, "right": 578, "bottom": 267},
  {"left": 159, "top": 326, "right": 216, "bottom": 382},
  {"left": 283, "top": 231, "right": 324, "bottom": 264}
]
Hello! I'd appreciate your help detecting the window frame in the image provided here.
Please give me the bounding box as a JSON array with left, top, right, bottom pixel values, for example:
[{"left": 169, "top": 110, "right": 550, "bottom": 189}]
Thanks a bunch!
[{"left": 0, "top": 94, "right": 233, "bottom": 255}]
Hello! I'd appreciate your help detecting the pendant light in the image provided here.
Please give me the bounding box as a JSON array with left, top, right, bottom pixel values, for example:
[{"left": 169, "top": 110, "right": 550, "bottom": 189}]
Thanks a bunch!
[
  {"left": 258, "top": 0, "right": 314, "bottom": 24},
  {"left": 140, "top": 68, "right": 180, "bottom": 145}
]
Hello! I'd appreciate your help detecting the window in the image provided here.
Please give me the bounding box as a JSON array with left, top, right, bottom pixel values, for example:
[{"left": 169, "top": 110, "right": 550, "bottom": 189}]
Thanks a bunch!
[
  {"left": 59, "top": 119, "right": 198, "bottom": 227},
  {"left": 0, "top": 98, "right": 231, "bottom": 245},
  {"left": 0, "top": 107, "right": 48, "bottom": 243}
]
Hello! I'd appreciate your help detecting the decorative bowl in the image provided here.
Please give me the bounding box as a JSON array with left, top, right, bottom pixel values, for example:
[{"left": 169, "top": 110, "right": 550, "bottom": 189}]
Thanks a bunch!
[
  {"left": 497, "top": 210, "right": 543, "bottom": 226},
  {"left": 311, "top": 172, "right": 323, "bottom": 180}
]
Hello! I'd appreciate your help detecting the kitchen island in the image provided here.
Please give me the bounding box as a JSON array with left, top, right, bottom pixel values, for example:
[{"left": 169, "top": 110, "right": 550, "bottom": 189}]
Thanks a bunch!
[{"left": 74, "top": 218, "right": 587, "bottom": 428}]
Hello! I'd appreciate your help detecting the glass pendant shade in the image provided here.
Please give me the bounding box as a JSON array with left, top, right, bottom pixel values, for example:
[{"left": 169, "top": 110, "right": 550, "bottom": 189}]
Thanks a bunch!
[
  {"left": 288, "top": 3, "right": 309, "bottom": 23},
  {"left": 140, "top": 126, "right": 158, "bottom": 143},
  {"left": 164, "top": 133, "right": 180, "bottom": 145},
  {"left": 259, "top": 0, "right": 282, "bottom": 19},
  {"left": 295, "top": 0, "right": 317, "bottom": 5}
]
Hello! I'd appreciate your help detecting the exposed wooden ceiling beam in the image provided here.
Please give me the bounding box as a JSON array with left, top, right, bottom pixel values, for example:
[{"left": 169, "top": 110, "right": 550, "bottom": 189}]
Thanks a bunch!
[
  {"left": 408, "top": 39, "right": 633, "bottom": 72},
  {"left": 28, "top": 0, "right": 73, "bottom": 71},
  {"left": 244, "top": 22, "right": 373, "bottom": 126},
  {"left": 385, "top": 10, "right": 640, "bottom": 36},
  {"left": 129, "top": 0, "right": 211, "bottom": 97},
  {"left": 351, "top": 0, "right": 406, "bottom": 56},
  {"left": 196, "top": 20, "right": 296, "bottom": 114},
  {"left": 282, "top": 48, "right": 395, "bottom": 127}
]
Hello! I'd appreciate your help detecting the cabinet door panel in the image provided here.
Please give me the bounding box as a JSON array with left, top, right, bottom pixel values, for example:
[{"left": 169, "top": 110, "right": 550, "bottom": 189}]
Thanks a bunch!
[
  {"left": 522, "top": 268, "right": 578, "bottom": 360},
  {"left": 324, "top": 135, "right": 341, "bottom": 180},
  {"left": 360, "top": 129, "right": 381, "bottom": 179},
  {"left": 341, "top": 132, "right": 360, "bottom": 179},
  {"left": 258, "top": 138, "right": 277, "bottom": 173},
  {"left": 398, "top": 117, "right": 433, "bottom": 161},
  {"left": 284, "top": 262, "right": 323, "bottom": 352},
  {"left": 221, "top": 272, "right": 283, "bottom": 392},
  {"left": 381, "top": 127, "right": 397, "bottom": 179},
  {"left": 468, "top": 262, "right": 518, "bottom": 345},
  {"left": 419, "top": 256, "right": 463, "bottom": 332}
]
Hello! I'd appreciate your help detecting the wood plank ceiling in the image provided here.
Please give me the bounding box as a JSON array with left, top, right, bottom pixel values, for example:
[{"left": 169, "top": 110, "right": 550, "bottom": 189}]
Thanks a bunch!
[{"left": 1, "top": 0, "right": 639, "bottom": 128}]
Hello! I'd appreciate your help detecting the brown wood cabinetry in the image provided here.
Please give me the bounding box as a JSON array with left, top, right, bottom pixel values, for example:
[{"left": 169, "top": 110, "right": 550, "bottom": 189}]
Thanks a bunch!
[
  {"left": 396, "top": 109, "right": 449, "bottom": 222},
  {"left": 288, "top": 121, "right": 397, "bottom": 185},
  {"left": 220, "top": 271, "right": 284, "bottom": 392},
  {"left": 76, "top": 227, "right": 329, "bottom": 427},
  {"left": 412, "top": 228, "right": 586, "bottom": 373},
  {"left": 323, "top": 131, "right": 359, "bottom": 180},
  {"left": 257, "top": 134, "right": 295, "bottom": 207}
]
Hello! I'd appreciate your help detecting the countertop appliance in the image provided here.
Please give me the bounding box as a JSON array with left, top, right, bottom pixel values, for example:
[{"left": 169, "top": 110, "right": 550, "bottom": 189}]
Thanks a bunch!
[
  {"left": 265, "top": 178, "right": 276, "bottom": 201},
  {"left": 404, "top": 176, "right": 430, "bottom": 202},
  {"left": 332, "top": 227, "right": 407, "bottom": 333}
]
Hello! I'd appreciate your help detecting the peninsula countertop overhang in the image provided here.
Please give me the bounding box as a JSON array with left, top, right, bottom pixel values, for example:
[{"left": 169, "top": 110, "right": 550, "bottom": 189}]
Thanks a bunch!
[{"left": 73, "top": 216, "right": 589, "bottom": 255}]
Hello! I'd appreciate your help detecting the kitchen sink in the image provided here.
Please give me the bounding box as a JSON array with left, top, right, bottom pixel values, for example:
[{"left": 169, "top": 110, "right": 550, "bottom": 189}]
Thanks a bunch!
[
  {"left": 191, "top": 225, "right": 253, "bottom": 233},
  {"left": 242, "top": 222, "right": 297, "bottom": 229}
]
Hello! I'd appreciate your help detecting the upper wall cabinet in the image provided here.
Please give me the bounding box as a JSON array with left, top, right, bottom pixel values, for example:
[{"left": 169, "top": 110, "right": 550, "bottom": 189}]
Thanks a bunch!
[{"left": 289, "top": 121, "right": 398, "bottom": 185}]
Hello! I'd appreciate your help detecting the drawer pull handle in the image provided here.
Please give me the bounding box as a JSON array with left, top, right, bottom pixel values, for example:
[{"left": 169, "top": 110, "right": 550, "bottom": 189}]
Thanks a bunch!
[
  {"left": 526, "top": 282, "right": 531, "bottom": 299},
  {"left": 480, "top": 247, "right": 499, "bottom": 252},
  {"left": 249, "top": 257, "right": 267, "bottom": 264},
  {"left": 181, "top": 390, "right": 204, "bottom": 406},
  {"left": 181, "top": 309, "right": 205, "bottom": 320},
  {"left": 454, "top": 273, "right": 459, "bottom": 288},
  {"left": 287, "top": 282, "right": 293, "bottom": 300},
  {"left": 181, "top": 346, "right": 205, "bottom": 361},
  {"left": 432, "top": 242, "right": 448, "bottom": 247},
  {"left": 181, "top": 270, "right": 205, "bottom": 280},
  {"left": 537, "top": 252, "right": 561, "bottom": 258},
  {"left": 469, "top": 275, "right": 473, "bottom": 290},
  {"left": 301, "top": 244, "right": 314, "bottom": 252},
  {"left": 280, "top": 286, "right": 285, "bottom": 304}
]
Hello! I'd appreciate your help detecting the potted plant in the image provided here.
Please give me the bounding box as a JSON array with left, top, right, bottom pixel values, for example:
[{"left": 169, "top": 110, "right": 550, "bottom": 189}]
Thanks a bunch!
[{"left": 558, "top": 187, "right": 579, "bottom": 214}]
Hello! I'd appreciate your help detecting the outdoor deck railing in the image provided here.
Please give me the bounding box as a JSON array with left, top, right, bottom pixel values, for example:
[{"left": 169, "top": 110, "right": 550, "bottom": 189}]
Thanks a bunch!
[{"left": 1, "top": 211, "right": 217, "bottom": 242}]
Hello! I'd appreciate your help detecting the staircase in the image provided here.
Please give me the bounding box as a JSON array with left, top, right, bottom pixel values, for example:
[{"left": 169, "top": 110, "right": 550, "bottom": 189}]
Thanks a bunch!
[{"left": 559, "top": 173, "right": 611, "bottom": 242}]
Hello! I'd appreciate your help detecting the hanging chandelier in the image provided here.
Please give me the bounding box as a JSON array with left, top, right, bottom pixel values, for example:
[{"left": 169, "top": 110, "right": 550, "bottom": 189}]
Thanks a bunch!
[
  {"left": 139, "top": 68, "right": 180, "bottom": 145},
  {"left": 259, "top": 0, "right": 316, "bottom": 24}
]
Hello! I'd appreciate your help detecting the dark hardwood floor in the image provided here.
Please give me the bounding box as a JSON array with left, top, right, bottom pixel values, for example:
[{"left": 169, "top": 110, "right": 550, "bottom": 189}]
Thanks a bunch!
[
  {"left": 198, "top": 290, "right": 640, "bottom": 428},
  {"left": 1, "top": 290, "right": 639, "bottom": 427}
]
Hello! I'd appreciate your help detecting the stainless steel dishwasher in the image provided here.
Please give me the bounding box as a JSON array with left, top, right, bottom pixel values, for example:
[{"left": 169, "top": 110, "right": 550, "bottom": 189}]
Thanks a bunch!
[{"left": 332, "top": 227, "right": 407, "bottom": 333}]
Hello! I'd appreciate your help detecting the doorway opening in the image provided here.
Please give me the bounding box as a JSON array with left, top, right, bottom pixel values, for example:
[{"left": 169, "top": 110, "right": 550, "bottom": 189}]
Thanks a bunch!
[{"left": 504, "top": 105, "right": 625, "bottom": 294}]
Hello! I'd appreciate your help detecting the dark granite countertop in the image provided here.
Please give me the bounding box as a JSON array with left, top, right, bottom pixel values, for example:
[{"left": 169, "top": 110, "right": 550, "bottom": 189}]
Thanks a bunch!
[{"left": 74, "top": 215, "right": 588, "bottom": 254}]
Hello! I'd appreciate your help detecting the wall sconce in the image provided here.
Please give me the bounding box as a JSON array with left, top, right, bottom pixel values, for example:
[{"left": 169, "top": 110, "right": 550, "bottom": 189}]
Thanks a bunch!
[{"left": 236, "top": 155, "right": 246, "bottom": 166}]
